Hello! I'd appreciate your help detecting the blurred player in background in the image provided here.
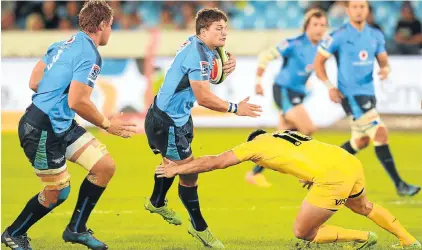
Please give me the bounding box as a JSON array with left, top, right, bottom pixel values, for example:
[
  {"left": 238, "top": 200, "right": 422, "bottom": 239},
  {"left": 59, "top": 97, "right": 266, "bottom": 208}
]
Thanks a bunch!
[
  {"left": 1, "top": 1, "right": 137, "bottom": 250},
  {"left": 246, "top": 9, "right": 328, "bottom": 187},
  {"left": 314, "top": 0, "right": 420, "bottom": 197},
  {"left": 156, "top": 129, "right": 421, "bottom": 249},
  {"left": 144, "top": 8, "right": 261, "bottom": 249}
]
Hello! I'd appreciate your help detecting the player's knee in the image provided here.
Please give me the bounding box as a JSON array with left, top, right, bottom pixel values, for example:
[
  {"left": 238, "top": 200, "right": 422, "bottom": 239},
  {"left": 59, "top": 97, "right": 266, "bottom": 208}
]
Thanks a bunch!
[
  {"left": 39, "top": 185, "right": 70, "bottom": 209},
  {"left": 293, "top": 227, "right": 315, "bottom": 241},
  {"left": 93, "top": 155, "right": 116, "bottom": 175},
  {"left": 373, "top": 126, "right": 388, "bottom": 145},
  {"left": 179, "top": 174, "right": 198, "bottom": 187},
  {"left": 354, "top": 136, "right": 370, "bottom": 150}
]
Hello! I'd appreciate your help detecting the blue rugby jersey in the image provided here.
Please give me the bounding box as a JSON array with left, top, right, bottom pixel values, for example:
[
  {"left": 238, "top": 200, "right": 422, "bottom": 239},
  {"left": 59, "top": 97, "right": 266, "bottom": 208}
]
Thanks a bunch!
[
  {"left": 318, "top": 23, "right": 386, "bottom": 97},
  {"left": 274, "top": 33, "right": 318, "bottom": 94},
  {"left": 33, "top": 31, "right": 102, "bottom": 133},
  {"left": 155, "top": 35, "right": 216, "bottom": 126}
]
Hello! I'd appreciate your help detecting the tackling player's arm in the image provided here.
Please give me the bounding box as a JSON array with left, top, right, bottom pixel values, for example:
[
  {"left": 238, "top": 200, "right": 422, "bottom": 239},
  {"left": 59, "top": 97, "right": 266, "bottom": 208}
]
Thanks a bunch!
[
  {"left": 156, "top": 150, "right": 241, "bottom": 178},
  {"left": 156, "top": 139, "right": 262, "bottom": 178},
  {"left": 314, "top": 33, "right": 344, "bottom": 103},
  {"left": 29, "top": 60, "right": 46, "bottom": 92}
]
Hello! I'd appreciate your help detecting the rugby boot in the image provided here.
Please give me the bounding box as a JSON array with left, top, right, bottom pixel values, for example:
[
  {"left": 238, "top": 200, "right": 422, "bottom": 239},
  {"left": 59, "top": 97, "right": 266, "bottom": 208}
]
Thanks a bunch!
[
  {"left": 63, "top": 226, "right": 107, "bottom": 250},
  {"left": 355, "top": 231, "right": 378, "bottom": 249},
  {"left": 397, "top": 182, "right": 421, "bottom": 197},
  {"left": 1, "top": 228, "right": 32, "bottom": 250},
  {"left": 188, "top": 222, "right": 224, "bottom": 248},
  {"left": 144, "top": 197, "right": 182, "bottom": 225}
]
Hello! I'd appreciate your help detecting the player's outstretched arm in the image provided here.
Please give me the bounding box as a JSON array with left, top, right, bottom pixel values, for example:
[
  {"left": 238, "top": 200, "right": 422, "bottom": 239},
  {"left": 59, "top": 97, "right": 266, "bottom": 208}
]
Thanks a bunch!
[
  {"left": 29, "top": 60, "right": 46, "bottom": 92},
  {"left": 156, "top": 150, "right": 241, "bottom": 178},
  {"left": 191, "top": 80, "right": 262, "bottom": 117},
  {"left": 68, "top": 81, "right": 137, "bottom": 138}
]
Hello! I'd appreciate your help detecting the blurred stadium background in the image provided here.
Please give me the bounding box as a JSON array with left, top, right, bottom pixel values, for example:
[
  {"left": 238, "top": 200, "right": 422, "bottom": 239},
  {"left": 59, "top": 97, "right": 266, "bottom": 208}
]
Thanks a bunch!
[{"left": 1, "top": 1, "right": 422, "bottom": 249}]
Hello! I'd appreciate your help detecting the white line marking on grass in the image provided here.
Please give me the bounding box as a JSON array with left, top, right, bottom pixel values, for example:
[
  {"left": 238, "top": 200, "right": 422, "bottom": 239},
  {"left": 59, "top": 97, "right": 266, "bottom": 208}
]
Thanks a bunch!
[
  {"left": 49, "top": 206, "right": 300, "bottom": 216},
  {"left": 388, "top": 200, "right": 422, "bottom": 205}
]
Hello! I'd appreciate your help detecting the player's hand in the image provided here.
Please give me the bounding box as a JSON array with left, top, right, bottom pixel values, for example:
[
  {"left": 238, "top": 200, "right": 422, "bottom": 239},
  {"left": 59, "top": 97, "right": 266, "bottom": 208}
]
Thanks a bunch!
[
  {"left": 378, "top": 67, "right": 390, "bottom": 81},
  {"left": 255, "top": 84, "right": 264, "bottom": 96},
  {"left": 223, "top": 52, "right": 236, "bottom": 75},
  {"left": 155, "top": 161, "right": 177, "bottom": 178},
  {"left": 328, "top": 88, "right": 344, "bottom": 104},
  {"left": 236, "top": 96, "right": 262, "bottom": 118},
  {"left": 299, "top": 179, "right": 313, "bottom": 190},
  {"left": 105, "top": 113, "right": 137, "bottom": 138}
]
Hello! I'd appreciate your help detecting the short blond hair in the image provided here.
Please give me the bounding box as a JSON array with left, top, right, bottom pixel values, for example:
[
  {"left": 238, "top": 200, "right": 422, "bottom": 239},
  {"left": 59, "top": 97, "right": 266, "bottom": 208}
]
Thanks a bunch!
[{"left": 79, "top": 0, "right": 113, "bottom": 33}]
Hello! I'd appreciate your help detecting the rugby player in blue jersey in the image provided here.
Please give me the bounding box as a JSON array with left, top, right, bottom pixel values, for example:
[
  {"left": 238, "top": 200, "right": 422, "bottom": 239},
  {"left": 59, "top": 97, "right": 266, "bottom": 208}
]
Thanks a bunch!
[
  {"left": 1, "top": 1, "right": 137, "bottom": 250},
  {"left": 144, "top": 8, "right": 262, "bottom": 248},
  {"left": 314, "top": 0, "right": 420, "bottom": 197},
  {"left": 246, "top": 9, "right": 328, "bottom": 187}
]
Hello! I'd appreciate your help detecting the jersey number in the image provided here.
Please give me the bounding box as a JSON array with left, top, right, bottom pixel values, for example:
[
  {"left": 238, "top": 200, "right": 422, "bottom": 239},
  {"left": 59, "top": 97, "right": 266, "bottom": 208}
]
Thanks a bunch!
[
  {"left": 46, "top": 49, "right": 63, "bottom": 71},
  {"left": 273, "top": 131, "right": 312, "bottom": 146}
]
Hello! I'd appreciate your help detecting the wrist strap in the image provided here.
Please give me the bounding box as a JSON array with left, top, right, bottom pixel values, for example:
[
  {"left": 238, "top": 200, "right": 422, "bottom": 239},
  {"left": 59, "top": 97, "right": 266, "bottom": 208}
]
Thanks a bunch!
[{"left": 227, "top": 102, "right": 238, "bottom": 113}]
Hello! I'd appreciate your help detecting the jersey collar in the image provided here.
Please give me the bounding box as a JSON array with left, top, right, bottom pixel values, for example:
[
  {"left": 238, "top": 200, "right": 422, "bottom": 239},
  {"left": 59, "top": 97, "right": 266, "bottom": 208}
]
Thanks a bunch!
[
  {"left": 79, "top": 31, "right": 97, "bottom": 47},
  {"left": 347, "top": 22, "right": 369, "bottom": 34},
  {"left": 194, "top": 35, "right": 214, "bottom": 53}
]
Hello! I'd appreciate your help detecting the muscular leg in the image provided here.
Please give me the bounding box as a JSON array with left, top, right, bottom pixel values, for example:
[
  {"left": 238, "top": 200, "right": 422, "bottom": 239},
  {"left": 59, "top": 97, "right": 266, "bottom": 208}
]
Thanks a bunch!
[
  {"left": 346, "top": 192, "right": 418, "bottom": 246},
  {"left": 149, "top": 157, "right": 176, "bottom": 208},
  {"left": 373, "top": 126, "right": 405, "bottom": 188},
  {"left": 6, "top": 168, "right": 71, "bottom": 237},
  {"left": 66, "top": 135, "right": 115, "bottom": 233},
  {"left": 177, "top": 156, "right": 208, "bottom": 231},
  {"left": 294, "top": 200, "right": 369, "bottom": 244}
]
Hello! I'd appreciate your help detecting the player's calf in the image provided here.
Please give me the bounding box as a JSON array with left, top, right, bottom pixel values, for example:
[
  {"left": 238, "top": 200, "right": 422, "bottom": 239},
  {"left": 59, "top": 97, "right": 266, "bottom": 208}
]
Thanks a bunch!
[
  {"left": 345, "top": 192, "right": 373, "bottom": 216},
  {"left": 348, "top": 194, "right": 419, "bottom": 247}
]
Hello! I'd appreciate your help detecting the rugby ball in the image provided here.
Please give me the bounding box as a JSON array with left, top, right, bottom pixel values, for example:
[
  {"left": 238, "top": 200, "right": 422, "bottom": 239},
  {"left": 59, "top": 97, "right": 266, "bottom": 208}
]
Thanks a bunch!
[{"left": 210, "top": 47, "right": 229, "bottom": 85}]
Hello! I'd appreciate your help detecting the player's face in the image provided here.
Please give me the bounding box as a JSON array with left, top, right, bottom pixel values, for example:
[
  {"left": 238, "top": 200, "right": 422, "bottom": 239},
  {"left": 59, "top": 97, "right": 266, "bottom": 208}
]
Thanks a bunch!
[
  {"left": 307, "top": 16, "right": 327, "bottom": 42},
  {"left": 347, "top": 1, "right": 369, "bottom": 23},
  {"left": 99, "top": 17, "right": 113, "bottom": 46},
  {"left": 205, "top": 19, "right": 227, "bottom": 48}
]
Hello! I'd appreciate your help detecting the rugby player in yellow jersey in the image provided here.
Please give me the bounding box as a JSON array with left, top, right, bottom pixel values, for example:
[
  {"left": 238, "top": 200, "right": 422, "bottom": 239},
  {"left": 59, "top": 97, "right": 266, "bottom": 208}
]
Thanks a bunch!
[{"left": 156, "top": 129, "right": 421, "bottom": 249}]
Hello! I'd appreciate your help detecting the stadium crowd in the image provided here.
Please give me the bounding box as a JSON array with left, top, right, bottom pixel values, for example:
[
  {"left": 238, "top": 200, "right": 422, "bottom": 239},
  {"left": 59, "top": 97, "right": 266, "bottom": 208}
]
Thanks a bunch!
[{"left": 2, "top": 1, "right": 422, "bottom": 54}]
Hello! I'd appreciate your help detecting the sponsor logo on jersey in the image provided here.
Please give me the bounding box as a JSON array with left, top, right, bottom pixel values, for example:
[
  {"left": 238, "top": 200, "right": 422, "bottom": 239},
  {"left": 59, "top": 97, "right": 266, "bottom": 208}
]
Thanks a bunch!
[
  {"left": 88, "top": 64, "right": 101, "bottom": 82},
  {"left": 200, "top": 61, "right": 210, "bottom": 76},
  {"left": 65, "top": 35, "right": 76, "bottom": 44},
  {"left": 359, "top": 50, "right": 368, "bottom": 61},
  {"left": 335, "top": 198, "right": 347, "bottom": 206}
]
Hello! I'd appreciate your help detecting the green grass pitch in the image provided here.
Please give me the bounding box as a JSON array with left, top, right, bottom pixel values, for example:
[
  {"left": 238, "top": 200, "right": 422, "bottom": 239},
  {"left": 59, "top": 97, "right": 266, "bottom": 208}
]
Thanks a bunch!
[{"left": 2, "top": 129, "right": 421, "bottom": 249}]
